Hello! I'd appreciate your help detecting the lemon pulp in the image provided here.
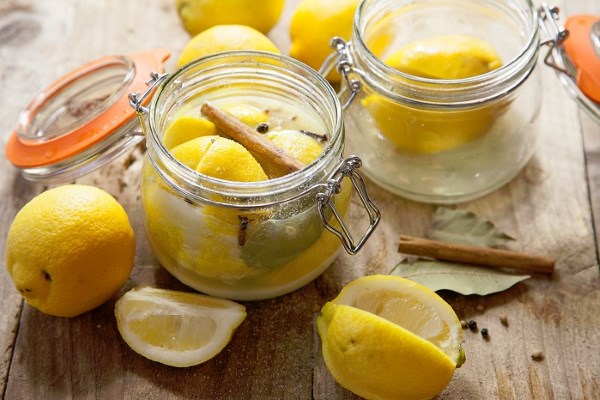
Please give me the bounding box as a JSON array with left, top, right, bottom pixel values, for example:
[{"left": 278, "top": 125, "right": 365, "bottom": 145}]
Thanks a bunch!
[{"left": 115, "top": 286, "right": 246, "bottom": 367}]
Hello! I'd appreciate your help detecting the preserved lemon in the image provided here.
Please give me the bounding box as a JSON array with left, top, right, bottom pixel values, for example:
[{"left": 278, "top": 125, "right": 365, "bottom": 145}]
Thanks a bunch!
[{"left": 362, "top": 34, "right": 503, "bottom": 153}]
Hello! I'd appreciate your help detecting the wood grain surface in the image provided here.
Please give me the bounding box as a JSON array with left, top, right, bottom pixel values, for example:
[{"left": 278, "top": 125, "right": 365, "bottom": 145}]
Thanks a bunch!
[{"left": 1, "top": 0, "right": 599, "bottom": 399}]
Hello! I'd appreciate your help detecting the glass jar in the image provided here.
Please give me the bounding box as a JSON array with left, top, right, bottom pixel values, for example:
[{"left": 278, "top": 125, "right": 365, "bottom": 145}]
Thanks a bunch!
[
  {"left": 323, "top": 0, "right": 542, "bottom": 204},
  {"left": 6, "top": 50, "right": 380, "bottom": 301},
  {"left": 132, "top": 52, "right": 380, "bottom": 300}
]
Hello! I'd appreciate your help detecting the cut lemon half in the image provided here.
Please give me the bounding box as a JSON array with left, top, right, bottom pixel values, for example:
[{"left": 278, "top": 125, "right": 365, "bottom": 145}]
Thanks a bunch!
[
  {"left": 115, "top": 286, "right": 246, "bottom": 367},
  {"left": 317, "top": 275, "right": 465, "bottom": 400}
]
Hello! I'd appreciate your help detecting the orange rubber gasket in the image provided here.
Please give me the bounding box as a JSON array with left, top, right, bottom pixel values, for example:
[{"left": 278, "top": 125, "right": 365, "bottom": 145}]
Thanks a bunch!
[
  {"left": 6, "top": 48, "right": 170, "bottom": 168},
  {"left": 564, "top": 15, "right": 600, "bottom": 103}
]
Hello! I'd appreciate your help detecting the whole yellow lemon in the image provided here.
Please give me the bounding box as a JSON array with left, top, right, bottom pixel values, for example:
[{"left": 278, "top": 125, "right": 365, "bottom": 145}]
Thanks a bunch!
[
  {"left": 177, "top": 24, "right": 281, "bottom": 67},
  {"left": 176, "top": 0, "right": 285, "bottom": 36},
  {"left": 289, "top": 0, "right": 360, "bottom": 82},
  {"left": 5, "top": 185, "right": 135, "bottom": 317}
]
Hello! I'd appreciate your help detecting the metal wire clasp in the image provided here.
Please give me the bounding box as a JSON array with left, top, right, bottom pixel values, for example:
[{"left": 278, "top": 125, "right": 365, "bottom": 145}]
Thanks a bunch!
[
  {"left": 319, "top": 37, "right": 362, "bottom": 110},
  {"left": 316, "top": 155, "right": 381, "bottom": 255},
  {"left": 538, "top": 3, "right": 570, "bottom": 76},
  {"left": 128, "top": 71, "right": 168, "bottom": 114}
]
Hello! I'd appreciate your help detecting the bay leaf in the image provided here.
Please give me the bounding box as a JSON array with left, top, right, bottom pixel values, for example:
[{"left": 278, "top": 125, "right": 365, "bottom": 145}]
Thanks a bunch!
[
  {"left": 240, "top": 203, "right": 328, "bottom": 270},
  {"left": 391, "top": 259, "right": 530, "bottom": 295},
  {"left": 427, "top": 207, "right": 514, "bottom": 248}
]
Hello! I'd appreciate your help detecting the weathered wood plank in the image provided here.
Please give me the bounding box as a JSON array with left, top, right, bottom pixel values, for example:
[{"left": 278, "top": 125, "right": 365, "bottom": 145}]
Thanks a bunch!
[{"left": 1, "top": 0, "right": 599, "bottom": 399}]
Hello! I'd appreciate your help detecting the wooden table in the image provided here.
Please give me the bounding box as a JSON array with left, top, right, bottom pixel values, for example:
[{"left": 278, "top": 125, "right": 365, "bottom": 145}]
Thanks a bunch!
[{"left": 1, "top": 0, "right": 599, "bottom": 398}]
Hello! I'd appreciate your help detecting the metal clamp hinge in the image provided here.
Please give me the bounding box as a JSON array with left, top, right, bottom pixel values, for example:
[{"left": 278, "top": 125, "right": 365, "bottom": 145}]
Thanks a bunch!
[
  {"left": 128, "top": 71, "right": 168, "bottom": 115},
  {"left": 319, "top": 37, "right": 362, "bottom": 109},
  {"left": 538, "top": 3, "right": 571, "bottom": 76},
  {"left": 316, "top": 155, "right": 381, "bottom": 255}
]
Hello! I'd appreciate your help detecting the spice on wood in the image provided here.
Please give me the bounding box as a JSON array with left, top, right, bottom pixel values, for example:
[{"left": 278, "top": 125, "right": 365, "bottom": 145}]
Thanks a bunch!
[
  {"left": 531, "top": 351, "right": 544, "bottom": 361},
  {"left": 467, "top": 320, "right": 478, "bottom": 331},
  {"left": 481, "top": 328, "right": 490, "bottom": 340}
]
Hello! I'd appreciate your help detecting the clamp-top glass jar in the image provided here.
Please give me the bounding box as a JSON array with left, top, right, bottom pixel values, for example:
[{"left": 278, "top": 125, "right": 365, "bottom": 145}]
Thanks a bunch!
[
  {"left": 132, "top": 52, "right": 380, "bottom": 300},
  {"left": 322, "top": 0, "right": 543, "bottom": 204},
  {"left": 6, "top": 50, "right": 380, "bottom": 301}
]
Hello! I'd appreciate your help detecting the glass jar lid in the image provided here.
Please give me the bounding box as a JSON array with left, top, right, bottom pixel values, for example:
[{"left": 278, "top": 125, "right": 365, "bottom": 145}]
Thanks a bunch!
[
  {"left": 6, "top": 49, "right": 170, "bottom": 182},
  {"left": 540, "top": 6, "right": 600, "bottom": 122}
]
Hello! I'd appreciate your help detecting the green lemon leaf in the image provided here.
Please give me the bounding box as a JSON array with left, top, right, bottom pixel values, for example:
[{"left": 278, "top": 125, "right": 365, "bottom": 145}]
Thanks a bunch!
[
  {"left": 427, "top": 207, "right": 514, "bottom": 248},
  {"left": 390, "top": 260, "right": 530, "bottom": 295}
]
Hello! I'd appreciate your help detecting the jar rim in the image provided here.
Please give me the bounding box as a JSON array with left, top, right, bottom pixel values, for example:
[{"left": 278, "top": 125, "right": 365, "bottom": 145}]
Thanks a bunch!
[
  {"left": 146, "top": 50, "right": 345, "bottom": 208},
  {"left": 352, "top": 0, "right": 540, "bottom": 104}
]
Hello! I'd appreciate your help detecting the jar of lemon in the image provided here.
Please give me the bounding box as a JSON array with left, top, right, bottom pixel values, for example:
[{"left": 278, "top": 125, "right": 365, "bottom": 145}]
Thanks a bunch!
[
  {"left": 322, "top": 0, "right": 543, "bottom": 203},
  {"left": 6, "top": 50, "right": 380, "bottom": 301},
  {"left": 131, "top": 52, "right": 380, "bottom": 300}
]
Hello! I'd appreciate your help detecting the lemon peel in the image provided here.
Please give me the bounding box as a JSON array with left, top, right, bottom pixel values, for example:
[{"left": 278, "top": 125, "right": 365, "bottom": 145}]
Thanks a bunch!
[
  {"left": 266, "top": 130, "right": 324, "bottom": 166},
  {"left": 170, "top": 135, "right": 268, "bottom": 182},
  {"left": 177, "top": 24, "right": 280, "bottom": 67},
  {"left": 176, "top": 0, "right": 284, "bottom": 36},
  {"left": 163, "top": 115, "right": 217, "bottom": 150},
  {"left": 289, "top": 0, "right": 360, "bottom": 82}
]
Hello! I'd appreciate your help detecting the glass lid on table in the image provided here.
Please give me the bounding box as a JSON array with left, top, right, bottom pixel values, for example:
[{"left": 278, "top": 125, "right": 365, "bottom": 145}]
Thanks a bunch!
[
  {"left": 540, "top": 5, "right": 600, "bottom": 122},
  {"left": 5, "top": 49, "right": 170, "bottom": 183}
]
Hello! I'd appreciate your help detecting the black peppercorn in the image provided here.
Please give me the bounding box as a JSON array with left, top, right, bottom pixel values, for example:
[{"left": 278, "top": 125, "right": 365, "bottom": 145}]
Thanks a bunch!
[
  {"left": 467, "top": 320, "right": 478, "bottom": 331},
  {"left": 256, "top": 122, "right": 270, "bottom": 133},
  {"left": 481, "top": 328, "right": 489, "bottom": 339}
]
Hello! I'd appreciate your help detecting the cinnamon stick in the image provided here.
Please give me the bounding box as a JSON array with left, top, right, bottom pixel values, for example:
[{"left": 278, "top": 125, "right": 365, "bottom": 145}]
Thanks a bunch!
[
  {"left": 201, "top": 102, "right": 305, "bottom": 175},
  {"left": 398, "top": 235, "right": 555, "bottom": 274}
]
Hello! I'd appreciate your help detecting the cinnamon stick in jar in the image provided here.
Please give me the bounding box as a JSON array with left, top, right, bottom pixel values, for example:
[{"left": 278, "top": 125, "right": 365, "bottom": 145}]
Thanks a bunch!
[{"left": 201, "top": 102, "right": 305, "bottom": 176}]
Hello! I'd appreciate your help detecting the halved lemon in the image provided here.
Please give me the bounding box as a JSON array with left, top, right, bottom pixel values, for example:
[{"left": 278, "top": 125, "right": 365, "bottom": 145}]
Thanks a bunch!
[
  {"left": 115, "top": 286, "right": 246, "bottom": 367},
  {"left": 317, "top": 275, "right": 465, "bottom": 400}
]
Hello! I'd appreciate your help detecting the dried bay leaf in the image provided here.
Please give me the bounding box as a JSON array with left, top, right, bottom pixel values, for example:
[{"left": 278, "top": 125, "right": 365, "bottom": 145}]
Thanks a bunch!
[
  {"left": 394, "top": 207, "right": 530, "bottom": 295},
  {"left": 427, "top": 207, "right": 514, "bottom": 248},
  {"left": 391, "top": 260, "right": 530, "bottom": 295}
]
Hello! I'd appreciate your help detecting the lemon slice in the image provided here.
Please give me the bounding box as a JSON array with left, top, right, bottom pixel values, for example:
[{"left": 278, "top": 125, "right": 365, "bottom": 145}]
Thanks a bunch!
[
  {"left": 115, "top": 286, "right": 246, "bottom": 367},
  {"left": 317, "top": 275, "right": 465, "bottom": 400}
]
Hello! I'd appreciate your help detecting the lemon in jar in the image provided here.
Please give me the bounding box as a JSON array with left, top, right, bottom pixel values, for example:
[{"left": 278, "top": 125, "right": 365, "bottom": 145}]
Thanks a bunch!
[
  {"left": 162, "top": 103, "right": 270, "bottom": 150},
  {"left": 362, "top": 34, "right": 504, "bottom": 154}
]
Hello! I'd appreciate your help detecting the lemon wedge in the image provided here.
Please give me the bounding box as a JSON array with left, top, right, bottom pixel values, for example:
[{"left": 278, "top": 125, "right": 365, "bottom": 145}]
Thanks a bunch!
[
  {"left": 317, "top": 275, "right": 465, "bottom": 400},
  {"left": 115, "top": 286, "right": 246, "bottom": 367}
]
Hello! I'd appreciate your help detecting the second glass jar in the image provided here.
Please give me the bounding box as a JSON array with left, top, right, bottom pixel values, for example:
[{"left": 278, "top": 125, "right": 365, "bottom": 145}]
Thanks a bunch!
[{"left": 333, "top": 0, "right": 542, "bottom": 204}]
